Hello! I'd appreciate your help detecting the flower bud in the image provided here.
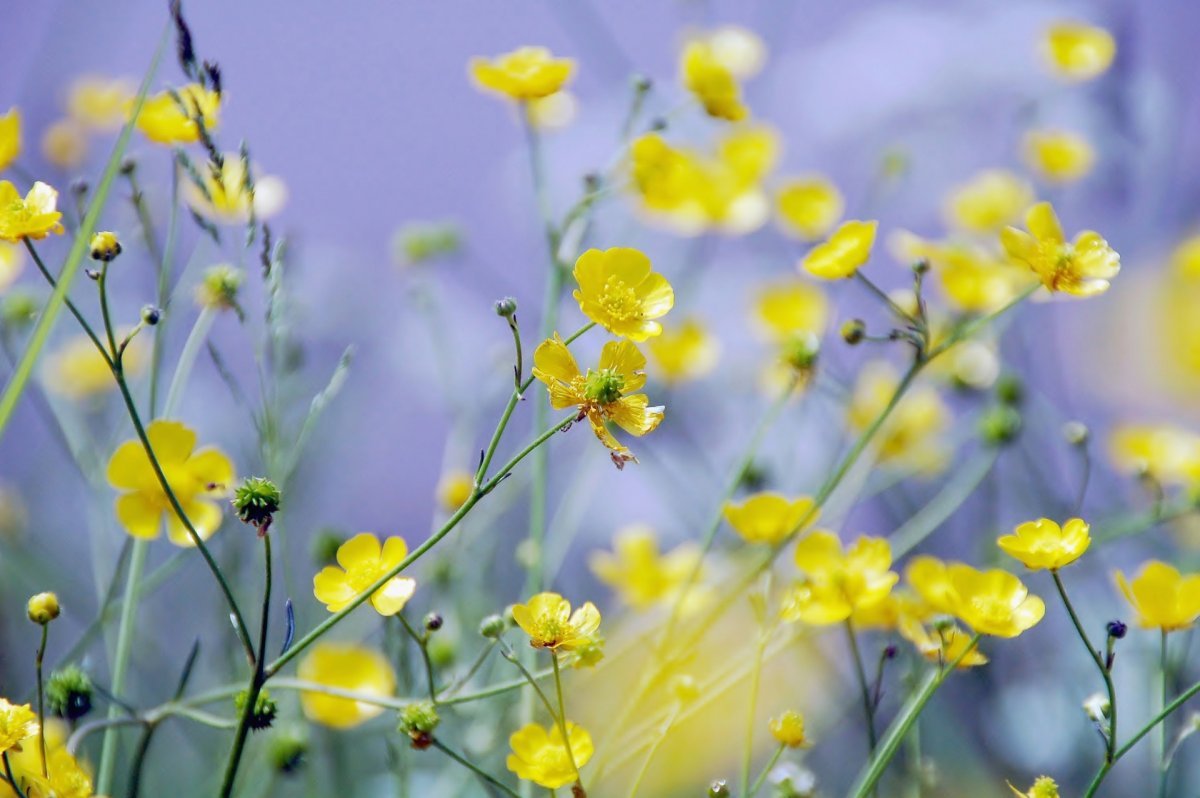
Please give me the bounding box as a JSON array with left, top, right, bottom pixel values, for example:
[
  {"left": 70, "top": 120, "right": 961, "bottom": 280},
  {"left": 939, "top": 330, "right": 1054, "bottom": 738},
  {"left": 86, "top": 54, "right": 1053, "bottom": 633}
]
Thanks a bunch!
[
  {"left": 840, "top": 319, "right": 866, "bottom": 345},
  {"left": 912, "top": 258, "right": 931, "bottom": 275},
  {"left": 769, "top": 710, "right": 811, "bottom": 748},
  {"left": 995, "top": 374, "right": 1024, "bottom": 406},
  {"left": 479, "top": 614, "right": 507, "bottom": 639},
  {"left": 398, "top": 701, "right": 440, "bottom": 749},
  {"left": 428, "top": 635, "right": 456, "bottom": 668},
  {"left": 783, "top": 332, "right": 820, "bottom": 372},
  {"left": 232, "top": 476, "right": 282, "bottom": 531},
  {"left": 267, "top": 723, "right": 308, "bottom": 774},
  {"left": 979, "top": 405, "right": 1022, "bottom": 446},
  {"left": 141, "top": 305, "right": 161, "bottom": 326},
  {"left": 1106, "top": 620, "right": 1127, "bottom": 640},
  {"left": 494, "top": 296, "right": 518, "bottom": 318},
  {"left": 1063, "top": 420, "right": 1090, "bottom": 447},
  {"left": 1082, "top": 692, "right": 1110, "bottom": 722},
  {"left": 46, "top": 665, "right": 93, "bottom": 720},
  {"left": 423, "top": 612, "right": 443, "bottom": 632},
  {"left": 89, "top": 231, "right": 122, "bottom": 262},
  {"left": 119, "top": 157, "right": 137, "bottom": 176},
  {"left": 27, "top": 591, "right": 60, "bottom": 624},
  {"left": 235, "top": 688, "right": 278, "bottom": 730},
  {"left": 631, "top": 73, "right": 653, "bottom": 93},
  {"left": 196, "top": 264, "right": 244, "bottom": 311},
  {"left": 708, "top": 780, "right": 731, "bottom": 797}
]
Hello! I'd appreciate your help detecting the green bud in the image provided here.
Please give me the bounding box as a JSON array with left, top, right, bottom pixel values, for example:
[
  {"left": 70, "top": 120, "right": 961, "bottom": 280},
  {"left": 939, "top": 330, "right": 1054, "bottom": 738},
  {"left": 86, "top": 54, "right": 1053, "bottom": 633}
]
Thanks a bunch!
[
  {"left": 709, "top": 780, "right": 731, "bottom": 797},
  {"left": 46, "top": 665, "right": 93, "bottom": 721},
  {"left": 841, "top": 319, "right": 867, "bottom": 345},
  {"left": 267, "top": 723, "right": 308, "bottom": 774},
  {"left": 494, "top": 296, "right": 517, "bottom": 318},
  {"left": 1062, "top": 420, "right": 1089, "bottom": 447},
  {"left": 398, "top": 701, "right": 440, "bottom": 749},
  {"left": 995, "top": 374, "right": 1024, "bottom": 406},
  {"left": 235, "top": 688, "right": 278, "bottom": 731},
  {"left": 232, "top": 476, "right": 282, "bottom": 530},
  {"left": 979, "top": 405, "right": 1022, "bottom": 446},
  {"left": 140, "top": 305, "right": 161, "bottom": 326},
  {"left": 783, "top": 332, "right": 820, "bottom": 371},
  {"left": 479, "top": 614, "right": 507, "bottom": 639}
]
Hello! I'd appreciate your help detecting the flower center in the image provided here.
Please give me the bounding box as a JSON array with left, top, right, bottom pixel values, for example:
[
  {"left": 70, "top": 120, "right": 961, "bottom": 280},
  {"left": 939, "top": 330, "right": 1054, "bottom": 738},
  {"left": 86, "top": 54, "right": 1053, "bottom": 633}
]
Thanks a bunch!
[
  {"left": 5, "top": 199, "right": 32, "bottom": 224},
  {"left": 583, "top": 368, "right": 625, "bottom": 405},
  {"left": 599, "top": 276, "right": 642, "bottom": 323},
  {"left": 534, "top": 616, "right": 566, "bottom": 647}
]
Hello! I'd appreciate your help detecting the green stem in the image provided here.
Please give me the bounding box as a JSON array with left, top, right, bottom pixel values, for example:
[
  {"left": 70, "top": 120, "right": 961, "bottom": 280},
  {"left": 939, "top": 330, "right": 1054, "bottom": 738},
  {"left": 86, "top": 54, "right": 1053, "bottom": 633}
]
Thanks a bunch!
[
  {"left": 739, "top": 634, "right": 768, "bottom": 797},
  {"left": 34, "top": 624, "right": 48, "bottom": 777},
  {"left": 397, "top": 613, "right": 437, "bottom": 703},
  {"left": 888, "top": 449, "right": 999, "bottom": 558},
  {"left": 22, "top": 241, "right": 113, "bottom": 369},
  {"left": 96, "top": 539, "right": 148, "bottom": 794},
  {"left": 1158, "top": 631, "right": 1169, "bottom": 798},
  {"left": 162, "top": 307, "right": 215, "bottom": 417},
  {"left": 746, "top": 743, "right": 785, "bottom": 798},
  {"left": 1051, "top": 571, "right": 1116, "bottom": 762},
  {"left": 431, "top": 738, "right": 521, "bottom": 798},
  {"left": 846, "top": 618, "right": 878, "bottom": 755},
  {"left": 550, "top": 655, "right": 583, "bottom": 789},
  {"left": 854, "top": 271, "right": 918, "bottom": 325},
  {"left": 3, "top": 752, "right": 27, "bottom": 798},
  {"left": 626, "top": 706, "right": 679, "bottom": 798}
]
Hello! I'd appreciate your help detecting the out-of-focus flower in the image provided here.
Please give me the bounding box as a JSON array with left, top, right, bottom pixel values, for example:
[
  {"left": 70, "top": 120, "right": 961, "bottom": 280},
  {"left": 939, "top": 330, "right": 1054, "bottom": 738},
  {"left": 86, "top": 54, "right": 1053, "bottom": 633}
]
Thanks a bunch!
[
  {"left": 436, "top": 469, "right": 474, "bottom": 511},
  {"left": 776, "top": 176, "right": 844, "bottom": 241},
  {"left": 847, "top": 362, "right": 948, "bottom": 472},
  {"left": 997, "top": 517, "right": 1091, "bottom": 571},
  {"left": 681, "top": 40, "right": 747, "bottom": 121},
  {"left": 944, "top": 169, "right": 1033, "bottom": 233},
  {"left": 905, "top": 556, "right": 960, "bottom": 615},
  {"left": 698, "top": 25, "right": 767, "bottom": 78},
  {"left": 801, "top": 220, "right": 877, "bottom": 280},
  {"left": 572, "top": 247, "right": 674, "bottom": 341},
  {"left": 753, "top": 281, "right": 829, "bottom": 341},
  {"left": 0, "top": 108, "right": 19, "bottom": 172},
  {"left": 646, "top": 317, "right": 719, "bottom": 384},
  {"left": 470, "top": 47, "right": 574, "bottom": 101},
  {"left": 43, "top": 331, "right": 145, "bottom": 400},
  {"left": 768, "top": 710, "right": 811, "bottom": 748},
  {"left": 41, "top": 119, "right": 87, "bottom": 170},
  {"left": 183, "top": 154, "right": 287, "bottom": 225},
  {"left": 1023, "top": 129, "right": 1095, "bottom": 184},
  {"left": 589, "top": 525, "right": 701, "bottom": 610},
  {"left": 297, "top": 643, "right": 396, "bottom": 729},
  {"left": 391, "top": 220, "right": 462, "bottom": 267},
  {"left": 134, "top": 83, "right": 220, "bottom": 145},
  {"left": 530, "top": 335, "right": 664, "bottom": 461},
  {"left": 899, "top": 619, "right": 988, "bottom": 668},
  {"left": 22, "top": 747, "right": 93, "bottom": 798},
  {"left": 527, "top": 91, "right": 578, "bottom": 130},
  {"left": 931, "top": 339, "right": 1001, "bottom": 391},
  {"left": 1172, "top": 235, "right": 1200, "bottom": 280},
  {"left": 67, "top": 76, "right": 136, "bottom": 130},
  {"left": 313, "top": 532, "right": 416, "bottom": 616},
  {"left": 1108, "top": 424, "right": 1200, "bottom": 485},
  {"left": 0, "top": 698, "right": 38, "bottom": 753},
  {"left": 1001, "top": 201, "right": 1119, "bottom": 297},
  {"left": 512, "top": 592, "right": 601, "bottom": 652},
  {"left": 890, "top": 232, "right": 1031, "bottom": 314},
  {"left": 507, "top": 721, "right": 593, "bottom": 789},
  {"left": 0, "top": 242, "right": 24, "bottom": 294},
  {"left": 195, "top": 264, "right": 244, "bottom": 312},
  {"left": 1009, "top": 775, "right": 1061, "bottom": 798},
  {"left": 946, "top": 564, "right": 1045, "bottom": 638},
  {"left": 1114, "top": 561, "right": 1200, "bottom": 631},
  {"left": 1042, "top": 21, "right": 1116, "bottom": 81},
  {"left": 723, "top": 493, "right": 818, "bottom": 546},
  {"left": 784, "top": 532, "right": 898, "bottom": 624},
  {"left": 0, "top": 181, "right": 64, "bottom": 242},
  {"left": 106, "top": 419, "right": 235, "bottom": 545}
]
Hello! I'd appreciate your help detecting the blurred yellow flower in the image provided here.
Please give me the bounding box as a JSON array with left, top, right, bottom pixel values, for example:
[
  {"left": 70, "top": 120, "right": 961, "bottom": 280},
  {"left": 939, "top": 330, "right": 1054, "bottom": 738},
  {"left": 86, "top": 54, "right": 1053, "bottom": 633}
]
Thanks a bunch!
[
  {"left": 768, "top": 710, "right": 811, "bottom": 748},
  {"left": 182, "top": 154, "right": 288, "bottom": 225},
  {"left": 905, "top": 555, "right": 960, "bottom": 615},
  {"left": 298, "top": 642, "right": 396, "bottom": 729},
  {"left": 0, "top": 181, "right": 64, "bottom": 242},
  {"left": 753, "top": 280, "right": 829, "bottom": 341},
  {"left": 1001, "top": 201, "right": 1119, "bottom": 297},
  {"left": 1024, "top": 129, "right": 1095, "bottom": 184},
  {"left": 531, "top": 335, "right": 664, "bottom": 462},
  {"left": 782, "top": 531, "right": 898, "bottom": 625},
  {"left": 67, "top": 75, "right": 135, "bottom": 130},
  {"left": 899, "top": 619, "right": 988, "bottom": 669},
  {"left": 801, "top": 220, "right": 878, "bottom": 280},
  {"left": 313, "top": 532, "right": 416, "bottom": 616},
  {"left": 0, "top": 698, "right": 38, "bottom": 754},
  {"left": 847, "top": 362, "right": 948, "bottom": 471},
  {"left": 646, "top": 317, "right": 719, "bottom": 384},
  {"left": 436, "top": 469, "right": 474, "bottom": 511},
  {"left": 723, "top": 493, "right": 818, "bottom": 546},
  {"left": 997, "top": 517, "right": 1091, "bottom": 571},
  {"left": 470, "top": 47, "right": 574, "bottom": 101},
  {"left": 1009, "top": 776, "right": 1060, "bottom": 798},
  {"left": 195, "top": 264, "right": 244, "bottom": 312},
  {"left": 22, "top": 747, "right": 93, "bottom": 798},
  {"left": 776, "top": 175, "right": 844, "bottom": 241},
  {"left": 135, "top": 83, "right": 220, "bottom": 145},
  {"left": 506, "top": 721, "right": 593, "bottom": 789},
  {"left": 1171, "top": 234, "right": 1200, "bottom": 280},
  {"left": 681, "top": 40, "right": 748, "bottom": 121},
  {"left": 0, "top": 242, "right": 24, "bottom": 294},
  {"left": 589, "top": 525, "right": 701, "bottom": 610},
  {"left": 946, "top": 564, "right": 1045, "bottom": 638},
  {"left": 40, "top": 119, "right": 87, "bottom": 170},
  {"left": 572, "top": 247, "right": 674, "bottom": 341},
  {"left": 0, "top": 108, "right": 19, "bottom": 173},
  {"left": 1043, "top": 21, "right": 1116, "bottom": 81},
  {"left": 43, "top": 331, "right": 144, "bottom": 400},
  {"left": 106, "top": 419, "right": 235, "bottom": 545},
  {"left": 1108, "top": 424, "right": 1200, "bottom": 485},
  {"left": 512, "top": 592, "right": 601, "bottom": 652},
  {"left": 896, "top": 232, "right": 1031, "bottom": 315},
  {"left": 944, "top": 169, "right": 1033, "bottom": 233},
  {"left": 1114, "top": 561, "right": 1200, "bottom": 631},
  {"left": 701, "top": 25, "right": 767, "bottom": 79}
]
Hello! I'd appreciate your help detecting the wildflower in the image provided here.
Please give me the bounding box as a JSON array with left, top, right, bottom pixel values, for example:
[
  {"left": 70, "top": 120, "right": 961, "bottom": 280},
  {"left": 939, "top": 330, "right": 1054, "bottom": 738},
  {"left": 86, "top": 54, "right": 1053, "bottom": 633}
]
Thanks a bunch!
[
  {"left": 0, "top": 699, "right": 38, "bottom": 753},
  {"left": 0, "top": 181, "right": 65, "bottom": 242},
  {"left": 134, "top": 83, "right": 220, "bottom": 145},
  {"left": 997, "top": 517, "right": 1091, "bottom": 571},
  {"left": 776, "top": 175, "right": 844, "bottom": 241},
  {"left": 1043, "top": 21, "right": 1116, "bottom": 81},
  {"left": 0, "top": 109, "right": 19, "bottom": 172},
  {"left": 67, "top": 76, "right": 135, "bottom": 130},
  {"left": 1082, "top": 693, "right": 1110, "bottom": 722},
  {"left": 530, "top": 334, "right": 664, "bottom": 462},
  {"left": 681, "top": 40, "right": 748, "bottom": 121},
  {"left": 182, "top": 154, "right": 287, "bottom": 224},
  {"left": 89, "top": 231, "right": 121, "bottom": 262},
  {"left": 723, "top": 493, "right": 818, "bottom": 546},
  {"left": 232, "top": 476, "right": 282, "bottom": 530},
  {"left": 511, "top": 592, "right": 601, "bottom": 652},
  {"left": 42, "top": 331, "right": 144, "bottom": 400},
  {"left": 847, "top": 362, "right": 948, "bottom": 471},
  {"left": 27, "top": 592, "right": 60, "bottom": 624},
  {"left": 899, "top": 618, "right": 988, "bottom": 669},
  {"left": 890, "top": 232, "right": 1031, "bottom": 314},
  {"left": 646, "top": 318, "right": 720, "bottom": 384},
  {"left": 436, "top": 469, "right": 474, "bottom": 511},
  {"left": 1024, "top": 129, "right": 1095, "bottom": 184},
  {"left": 506, "top": 721, "right": 594, "bottom": 789},
  {"left": 946, "top": 564, "right": 1045, "bottom": 638},
  {"left": 479, "top": 614, "right": 508, "bottom": 639},
  {"left": 106, "top": 419, "right": 235, "bottom": 545},
  {"left": 195, "top": 264, "right": 244, "bottom": 311},
  {"left": 701, "top": 25, "right": 767, "bottom": 79},
  {"left": 1001, "top": 201, "right": 1119, "bottom": 296},
  {"left": 1009, "top": 776, "right": 1061, "bottom": 798},
  {"left": 297, "top": 643, "right": 396, "bottom": 729},
  {"left": 0, "top": 241, "right": 22, "bottom": 293},
  {"left": 943, "top": 169, "right": 1033, "bottom": 233},
  {"left": 801, "top": 220, "right": 878, "bottom": 280},
  {"left": 572, "top": 247, "right": 674, "bottom": 341},
  {"left": 1114, "top": 561, "right": 1200, "bottom": 631},
  {"left": 398, "top": 701, "right": 440, "bottom": 749},
  {"left": 313, "top": 532, "right": 417, "bottom": 616},
  {"left": 22, "top": 747, "right": 93, "bottom": 798},
  {"left": 40, "top": 120, "right": 87, "bottom": 170},
  {"left": 469, "top": 47, "right": 574, "bottom": 101},
  {"left": 753, "top": 281, "right": 830, "bottom": 341},
  {"left": 45, "top": 666, "right": 92, "bottom": 721},
  {"left": 768, "top": 710, "right": 811, "bottom": 748},
  {"left": 1108, "top": 424, "right": 1200, "bottom": 485},
  {"left": 781, "top": 532, "right": 898, "bottom": 624},
  {"left": 904, "top": 556, "right": 960, "bottom": 615},
  {"left": 589, "top": 525, "right": 701, "bottom": 610}
]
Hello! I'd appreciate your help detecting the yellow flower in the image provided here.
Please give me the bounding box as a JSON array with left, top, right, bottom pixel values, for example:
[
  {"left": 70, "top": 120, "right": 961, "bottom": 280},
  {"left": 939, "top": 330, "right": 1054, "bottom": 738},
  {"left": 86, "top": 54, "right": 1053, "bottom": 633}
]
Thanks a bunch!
[
  {"left": 0, "top": 108, "right": 19, "bottom": 173},
  {"left": 801, "top": 220, "right": 878, "bottom": 280},
  {"left": 768, "top": 710, "right": 811, "bottom": 748},
  {"left": 0, "top": 242, "right": 24, "bottom": 294},
  {"left": 436, "top": 469, "right": 474, "bottom": 511},
  {"left": 298, "top": 642, "right": 396, "bottom": 729},
  {"left": 899, "top": 619, "right": 988, "bottom": 669},
  {"left": 776, "top": 176, "right": 844, "bottom": 241},
  {"left": 134, "top": 83, "right": 220, "bottom": 145},
  {"left": 723, "top": 493, "right": 818, "bottom": 546},
  {"left": 67, "top": 75, "right": 136, "bottom": 130},
  {"left": 847, "top": 362, "right": 948, "bottom": 471},
  {"left": 40, "top": 120, "right": 87, "bottom": 170},
  {"left": 26, "top": 592, "right": 60, "bottom": 625},
  {"left": 512, "top": 592, "right": 601, "bottom": 652},
  {"left": 890, "top": 232, "right": 1030, "bottom": 315},
  {"left": 106, "top": 419, "right": 235, "bottom": 545},
  {"left": 1043, "top": 22, "right": 1116, "bottom": 81},
  {"left": 701, "top": 25, "right": 767, "bottom": 79},
  {"left": 1171, "top": 234, "right": 1200, "bottom": 281},
  {"left": 0, "top": 181, "right": 64, "bottom": 242},
  {"left": 572, "top": 247, "right": 674, "bottom": 341},
  {"left": 182, "top": 154, "right": 287, "bottom": 225},
  {"left": 681, "top": 40, "right": 748, "bottom": 121},
  {"left": 0, "top": 699, "right": 38, "bottom": 754},
  {"left": 782, "top": 532, "right": 898, "bottom": 624},
  {"left": 22, "top": 747, "right": 93, "bottom": 798},
  {"left": 1114, "top": 561, "right": 1200, "bottom": 631},
  {"left": 469, "top": 47, "right": 574, "bottom": 101},
  {"left": 313, "top": 532, "right": 417, "bottom": 616},
  {"left": 89, "top": 231, "right": 121, "bottom": 262},
  {"left": 530, "top": 334, "right": 664, "bottom": 463},
  {"left": 195, "top": 264, "right": 243, "bottom": 311},
  {"left": 753, "top": 281, "right": 829, "bottom": 341},
  {"left": 997, "top": 517, "right": 1091, "bottom": 571},
  {"left": 943, "top": 169, "right": 1033, "bottom": 233},
  {"left": 904, "top": 555, "right": 960, "bottom": 615},
  {"left": 43, "top": 331, "right": 145, "bottom": 400},
  {"left": 1001, "top": 202, "right": 1119, "bottom": 296},
  {"left": 1108, "top": 424, "right": 1200, "bottom": 485},
  {"left": 646, "top": 317, "right": 719, "bottom": 384},
  {"left": 1023, "top": 129, "right": 1095, "bottom": 184},
  {"left": 589, "top": 525, "right": 701, "bottom": 610},
  {"left": 1009, "top": 776, "right": 1060, "bottom": 798},
  {"left": 946, "top": 564, "right": 1045, "bottom": 638},
  {"left": 506, "top": 721, "right": 594, "bottom": 789}
]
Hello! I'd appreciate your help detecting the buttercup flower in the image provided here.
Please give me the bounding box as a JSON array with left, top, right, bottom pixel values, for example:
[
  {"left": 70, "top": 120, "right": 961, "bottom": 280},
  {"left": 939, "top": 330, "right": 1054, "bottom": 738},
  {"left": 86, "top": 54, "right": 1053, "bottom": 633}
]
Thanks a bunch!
[
  {"left": 27, "top": 592, "right": 60, "bottom": 624},
  {"left": 1009, "top": 776, "right": 1060, "bottom": 798},
  {"left": 0, "top": 699, "right": 38, "bottom": 754},
  {"left": 0, "top": 181, "right": 65, "bottom": 242},
  {"left": 0, "top": 108, "right": 19, "bottom": 173},
  {"left": 1114, "top": 561, "right": 1200, "bottom": 631},
  {"left": 512, "top": 592, "right": 601, "bottom": 652},
  {"left": 847, "top": 362, "right": 948, "bottom": 471},
  {"left": 946, "top": 564, "right": 1045, "bottom": 638},
  {"left": 195, "top": 264, "right": 244, "bottom": 312},
  {"left": 646, "top": 317, "right": 720, "bottom": 384},
  {"left": 1043, "top": 21, "right": 1115, "bottom": 81},
  {"left": 182, "top": 153, "right": 287, "bottom": 224},
  {"left": 23, "top": 746, "right": 95, "bottom": 798},
  {"left": 904, "top": 556, "right": 960, "bottom": 615},
  {"left": 106, "top": 419, "right": 235, "bottom": 545},
  {"left": 572, "top": 247, "right": 674, "bottom": 341},
  {"left": 41, "top": 120, "right": 87, "bottom": 170},
  {"left": 436, "top": 469, "right": 474, "bottom": 511},
  {"left": 768, "top": 710, "right": 811, "bottom": 748},
  {"left": 997, "top": 517, "right": 1091, "bottom": 571},
  {"left": 68, "top": 75, "right": 136, "bottom": 130},
  {"left": 943, "top": 169, "right": 1033, "bottom": 233},
  {"left": 134, "top": 83, "right": 221, "bottom": 145},
  {"left": 1023, "top": 129, "right": 1095, "bottom": 184},
  {"left": 43, "top": 330, "right": 145, "bottom": 400},
  {"left": 312, "top": 532, "right": 417, "bottom": 616},
  {"left": 753, "top": 281, "right": 830, "bottom": 341},
  {"left": 776, "top": 176, "right": 844, "bottom": 240},
  {"left": 681, "top": 40, "right": 748, "bottom": 121},
  {"left": 723, "top": 493, "right": 818, "bottom": 546},
  {"left": 782, "top": 532, "right": 898, "bottom": 625},
  {"left": 507, "top": 721, "right": 593, "bottom": 789},
  {"left": 801, "top": 220, "right": 878, "bottom": 280},
  {"left": 531, "top": 335, "right": 664, "bottom": 462},
  {"left": 0, "top": 242, "right": 22, "bottom": 293},
  {"left": 899, "top": 619, "right": 988, "bottom": 669},
  {"left": 589, "top": 525, "right": 701, "bottom": 610},
  {"left": 1001, "top": 202, "right": 1119, "bottom": 297},
  {"left": 470, "top": 47, "right": 574, "bottom": 101},
  {"left": 1108, "top": 424, "right": 1200, "bottom": 485},
  {"left": 298, "top": 643, "right": 396, "bottom": 729},
  {"left": 892, "top": 232, "right": 1031, "bottom": 315}
]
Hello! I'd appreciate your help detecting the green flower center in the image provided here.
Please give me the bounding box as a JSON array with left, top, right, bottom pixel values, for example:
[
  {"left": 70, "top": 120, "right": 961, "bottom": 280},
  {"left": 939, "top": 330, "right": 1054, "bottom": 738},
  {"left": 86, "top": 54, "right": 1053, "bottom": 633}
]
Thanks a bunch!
[
  {"left": 583, "top": 368, "right": 625, "bottom": 405},
  {"left": 599, "top": 276, "right": 642, "bottom": 323}
]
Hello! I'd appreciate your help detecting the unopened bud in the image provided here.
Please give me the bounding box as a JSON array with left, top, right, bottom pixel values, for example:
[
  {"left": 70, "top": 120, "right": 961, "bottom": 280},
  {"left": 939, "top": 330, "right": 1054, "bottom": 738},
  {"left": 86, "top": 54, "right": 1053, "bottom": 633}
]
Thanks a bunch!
[
  {"left": 708, "top": 780, "right": 731, "bottom": 797},
  {"left": 494, "top": 297, "right": 517, "bottom": 318},
  {"left": 141, "top": 305, "right": 161, "bottom": 326},
  {"left": 479, "top": 614, "right": 507, "bottom": 639},
  {"left": 841, "top": 319, "right": 866, "bottom": 345},
  {"left": 89, "top": 231, "right": 122, "bottom": 262},
  {"left": 27, "top": 592, "right": 60, "bottom": 624},
  {"left": 1063, "top": 420, "right": 1090, "bottom": 447},
  {"left": 423, "top": 612, "right": 443, "bottom": 632}
]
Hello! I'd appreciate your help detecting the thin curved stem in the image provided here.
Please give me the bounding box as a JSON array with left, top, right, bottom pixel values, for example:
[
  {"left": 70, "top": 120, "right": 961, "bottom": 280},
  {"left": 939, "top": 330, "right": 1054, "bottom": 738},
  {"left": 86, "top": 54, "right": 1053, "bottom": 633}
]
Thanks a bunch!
[
  {"left": 550, "top": 655, "right": 583, "bottom": 789},
  {"left": 747, "top": 743, "right": 785, "bottom": 798},
  {"left": 96, "top": 540, "right": 147, "bottom": 793},
  {"left": 431, "top": 738, "right": 521, "bottom": 798},
  {"left": 34, "top": 624, "right": 48, "bottom": 777},
  {"left": 1051, "top": 571, "right": 1116, "bottom": 762},
  {"left": 846, "top": 619, "right": 878, "bottom": 755},
  {"left": 739, "top": 634, "right": 769, "bottom": 797}
]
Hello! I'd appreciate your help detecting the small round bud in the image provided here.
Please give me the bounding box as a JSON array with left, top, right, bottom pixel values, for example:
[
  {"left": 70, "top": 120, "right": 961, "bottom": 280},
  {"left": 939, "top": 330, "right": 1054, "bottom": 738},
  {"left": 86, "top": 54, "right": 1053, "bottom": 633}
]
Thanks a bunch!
[
  {"left": 883, "top": 644, "right": 898, "bottom": 660},
  {"left": 582, "top": 172, "right": 602, "bottom": 193},
  {"left": 995, "top": 374, "right": 1024, "bottom": 406},
  {"left": 631, "top": 73, "right": 653, "bottom": 93},
  {"left": 267, "top": 724, "right": 308, "bottom": 774},
  {"left": 782, "top": 332, "right": 820, "bottom": 372},
  {"left": 1082, "top": 692, "right": 1110, "bottom": 722},
  {"left": 912, "top": 258, "right": 930, "bottom": 275},
  {"left": 436, "top": 470, "right": 474, "bottom": 512},
  {"left": 2, "top": 291, "right": 39, "bottom": 331},
  {"left": 70, "top": 178, "right": 90, "bottom": 197},
  {"left": 1106, "top": 620, "right": 1127, "bottom": 640},
  {"left": 769, "top": 710, "right": 811, "bottom": 749},
  {"left": 46, "top": 665, "right": 93, "bottom": 721},
  {"left": 141, "top": 305, "right": 161, "bottom": 326},
  {"left": 398, "top": 701, "right": 440, "bottom": 749},
  {"left": 649, "top": 117, "right": 668, "bottom": 132},
  {"left": 423, "top": 612, "right": 443, "bottom": 632},
  {"left": 737, "top": 461, "right": 769, "bottom": 493},
  {"left": 196, "top": 264, "right": 244, "bottom": 312},
  {"left": 235, "top": 688, "right": 278, "bottom": 731},
  {"left": 494, "top": 297, "right": 518, "bottom": 318},
  {"left": 479, "top": 614, "right": 507, "bottom": 639},
  {"left": 119, "top": 157, "right": 137, "bottom": 176},
  {"left": 979, "top": 405, "right": 1022, "bottom": 446},
  {"left": 708, "top": 780, "right": 731, "bottom": 797},
  {"left": 232, "top": 476, "right": 282, "bottom": 530},
  {"left": 841, "top": 319, "right": 867, "bottom": 345},
  {"left": 1063, "top": 420, "right": 1090, "bottom": 447},
  {"left": 89, "top": 231, "right": 122, "bottom": 262},
  {"left": 27, "top": 592, "right": 60, "bottom": 624}
]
